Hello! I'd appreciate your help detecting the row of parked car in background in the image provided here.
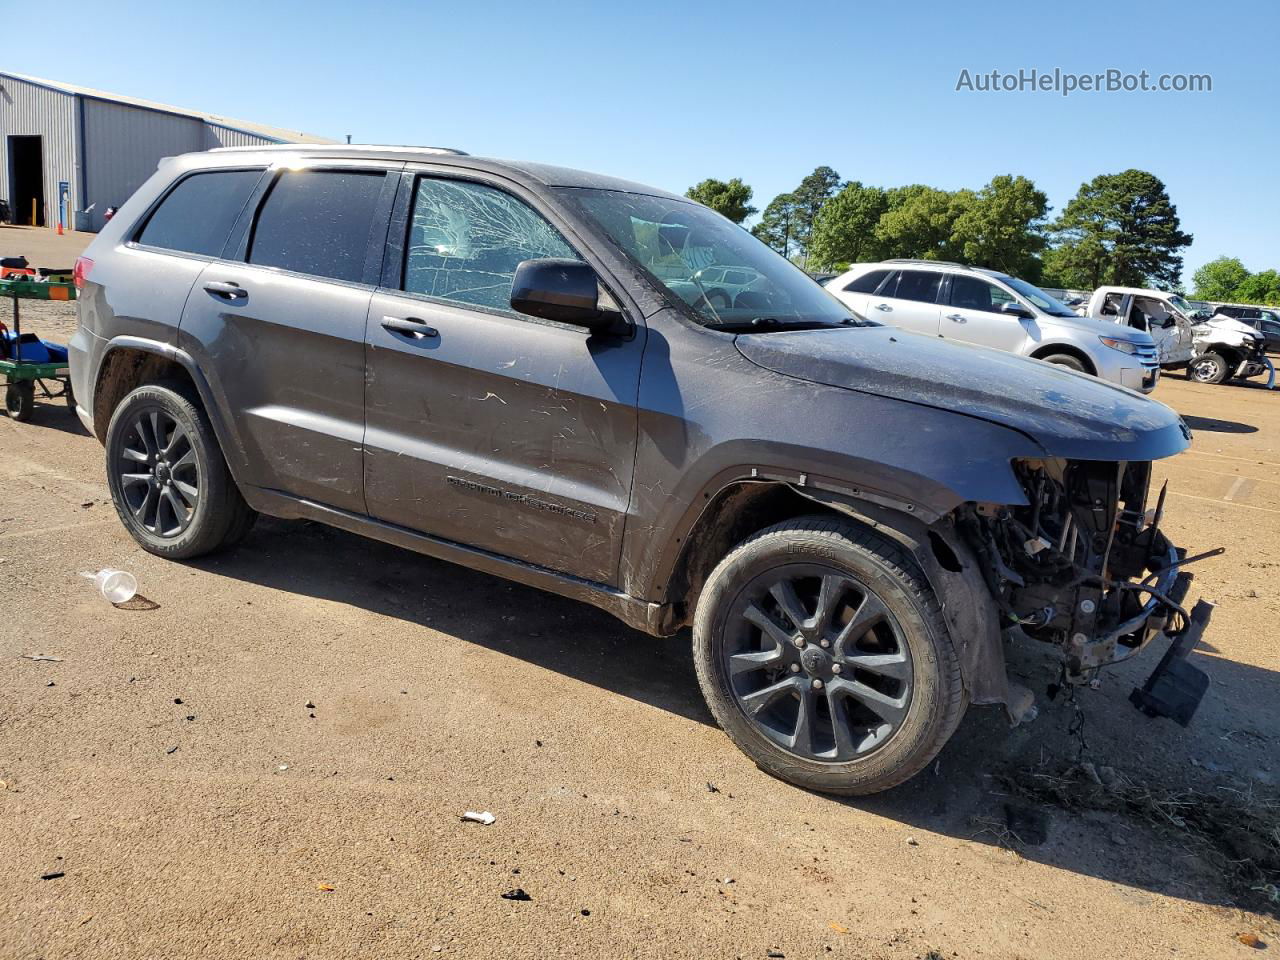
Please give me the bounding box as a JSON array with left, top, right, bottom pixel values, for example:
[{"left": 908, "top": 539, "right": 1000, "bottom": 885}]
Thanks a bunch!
[{"left": 821, "top": 262, "right": 1276, "bottom": 392}]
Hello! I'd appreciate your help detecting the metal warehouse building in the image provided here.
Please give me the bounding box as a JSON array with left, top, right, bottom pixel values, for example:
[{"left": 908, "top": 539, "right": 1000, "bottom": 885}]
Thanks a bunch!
[{"left": 0, "top": 72, "right": 332, "bottom": 233}]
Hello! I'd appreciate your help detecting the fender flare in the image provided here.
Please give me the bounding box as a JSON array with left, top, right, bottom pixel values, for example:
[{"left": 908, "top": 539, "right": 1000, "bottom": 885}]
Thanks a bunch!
[
  {"left": 96, "top": 336, "right": 250, "bottom": 481},
  {"left": 788, "top": 486, "right": 1025, "bottom": 717}
]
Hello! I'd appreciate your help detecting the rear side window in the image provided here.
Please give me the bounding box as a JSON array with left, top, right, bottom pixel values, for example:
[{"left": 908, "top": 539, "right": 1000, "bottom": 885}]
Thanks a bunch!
[
  {"left": 136, "top": 169, "right": 262, "bottom": 257},
  {"left": 893, "top": 270, "right": 943, "bottom": 304},
  {"left": 403, "top": 177, "right": 576, "bottom": 312},
  {"left": 844, "top": 268, "right": 890, "bottom": 294},
  {"left": 248, "top": 170, "right": 386, "bottom": 283}
]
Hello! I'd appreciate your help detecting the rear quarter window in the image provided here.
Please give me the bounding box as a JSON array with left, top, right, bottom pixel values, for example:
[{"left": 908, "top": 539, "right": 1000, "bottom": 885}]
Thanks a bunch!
[
  {"left": 136, "top": 169, "right": 263, "bottom": 257},
  {"left": 843, "top": 268, "right": 890, "bottom": 294}
]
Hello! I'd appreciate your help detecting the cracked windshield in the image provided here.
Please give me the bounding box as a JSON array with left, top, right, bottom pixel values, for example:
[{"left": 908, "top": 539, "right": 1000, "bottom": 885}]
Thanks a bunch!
[{"left": 564, "top": 188, "right": 855, "bottom": 329}]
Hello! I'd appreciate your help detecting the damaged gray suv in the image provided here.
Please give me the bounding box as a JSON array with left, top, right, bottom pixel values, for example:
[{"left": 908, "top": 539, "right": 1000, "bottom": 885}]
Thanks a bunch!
[{"left": 69, "top": 145, "right": 1214, "bottom": 795}]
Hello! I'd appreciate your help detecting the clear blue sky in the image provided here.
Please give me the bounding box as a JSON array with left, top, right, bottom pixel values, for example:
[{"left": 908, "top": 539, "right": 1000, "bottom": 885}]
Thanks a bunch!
[{"left": 11, "top": 0, "right": 1278, "bottom": 284}]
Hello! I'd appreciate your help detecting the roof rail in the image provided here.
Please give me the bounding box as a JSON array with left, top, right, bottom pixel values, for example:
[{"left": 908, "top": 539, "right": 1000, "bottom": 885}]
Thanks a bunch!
[
  {"left": 881, "top": 258, "right": 967, "bottom": 267},
  {"left": 209, "top": 143, "right": 469, "bottom": 156}
]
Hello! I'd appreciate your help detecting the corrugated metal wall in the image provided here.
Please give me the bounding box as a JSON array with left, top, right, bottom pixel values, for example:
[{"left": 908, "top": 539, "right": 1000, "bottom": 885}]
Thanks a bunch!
[
  {"left": 0, "top": 75, "right": 77, "bottom": 228},
  {"left": 81, "top": 98, "right": 207, "bottom": 232},
  {"left": 2, "top": 74, "right": 305, "bottom": 234},
  {"left": 204, "top": 124, "right": 279, "bottom": 149}
]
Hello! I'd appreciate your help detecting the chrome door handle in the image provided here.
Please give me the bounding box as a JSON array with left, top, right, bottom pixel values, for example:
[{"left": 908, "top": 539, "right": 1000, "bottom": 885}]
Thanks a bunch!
[
  {"left": 381, "top": 316, "right": 439, "bottom": 339},
  {"left": 874, "top": 303, "right": 892, "bottom": 312},
  {"left": 203, "top": 281, "right": 247, "bottom": 300},
  {"left": 946, "top": 313, "right": 967, "bottom": 323}
]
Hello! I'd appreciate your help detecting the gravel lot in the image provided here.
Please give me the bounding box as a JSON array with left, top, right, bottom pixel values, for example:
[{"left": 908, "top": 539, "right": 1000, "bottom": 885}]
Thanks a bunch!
[{"left": 2, "top": 302, "right": 1278, "bottom": 959}]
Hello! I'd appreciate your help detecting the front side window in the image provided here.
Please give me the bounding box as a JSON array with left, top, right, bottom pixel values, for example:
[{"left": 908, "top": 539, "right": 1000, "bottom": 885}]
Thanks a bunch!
[
  {"left": 403, "top": 177, "right": 576, "bottom": 312},
  {"left": 137, "top": 169, "right": 263, "bottom": 257},
  {"left": 248, "top": 170, "right": 386, "bottom": 283},
  {"left": 949, "top": 275, "right": 1012, "bottom": 312}
]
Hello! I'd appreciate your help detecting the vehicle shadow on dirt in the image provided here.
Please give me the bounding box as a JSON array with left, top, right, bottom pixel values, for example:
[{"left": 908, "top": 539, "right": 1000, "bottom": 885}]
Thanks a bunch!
[
  {"left": 198, "top": 516, "right": 1279, "bottom": 917},
  {"left": 1181, "top": 414, "right": 1259, "bottom": 434},
  {"left": 0, "top": 402, "right": 90, "bottom": 437}
]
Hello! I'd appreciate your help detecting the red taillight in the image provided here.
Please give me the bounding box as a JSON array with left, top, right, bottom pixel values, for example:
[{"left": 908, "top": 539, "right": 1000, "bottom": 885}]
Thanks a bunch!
[{"left": 73, "top": 256, "right": 94, "bottom": 290}]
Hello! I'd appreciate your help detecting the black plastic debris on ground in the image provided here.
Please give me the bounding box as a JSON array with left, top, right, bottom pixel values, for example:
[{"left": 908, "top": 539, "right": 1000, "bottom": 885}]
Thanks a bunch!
[{"left": 501, "top": 888, "right": 531, "bottom": 901}]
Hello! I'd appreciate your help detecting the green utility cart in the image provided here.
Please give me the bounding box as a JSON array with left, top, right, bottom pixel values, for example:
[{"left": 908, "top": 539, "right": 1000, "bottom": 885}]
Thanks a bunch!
[{"left": 0, "top": 279, "right": 77, "bottom": 422}]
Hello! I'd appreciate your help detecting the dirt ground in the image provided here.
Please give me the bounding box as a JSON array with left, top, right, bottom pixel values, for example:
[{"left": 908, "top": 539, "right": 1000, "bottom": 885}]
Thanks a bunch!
[
  {"left": 2, "top": 301, "right": 1278, "bottom": 959},
  {"left": 0, "top": 224, "right": 94, "bottom": 268}
]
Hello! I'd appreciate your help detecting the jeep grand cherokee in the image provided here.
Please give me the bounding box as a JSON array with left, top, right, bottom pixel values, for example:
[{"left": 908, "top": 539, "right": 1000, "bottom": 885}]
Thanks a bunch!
[{"left": 69, "top": 145, "right": 1213, "bottom": 794}]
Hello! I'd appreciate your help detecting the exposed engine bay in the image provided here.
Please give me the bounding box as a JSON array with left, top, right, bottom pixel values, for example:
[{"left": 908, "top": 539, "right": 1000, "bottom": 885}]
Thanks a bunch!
[{"left": 957, "top": 458, "right": 1218, "bottom": 723}]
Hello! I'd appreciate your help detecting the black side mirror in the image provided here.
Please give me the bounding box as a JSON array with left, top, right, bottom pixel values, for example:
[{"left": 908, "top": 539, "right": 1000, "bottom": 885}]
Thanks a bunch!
[
  {"left": 1000, "top": 301, "right": 1034, "bottom": 320},
  {"left": 510, "top": 258, "right": 618, "bottom": 332}
]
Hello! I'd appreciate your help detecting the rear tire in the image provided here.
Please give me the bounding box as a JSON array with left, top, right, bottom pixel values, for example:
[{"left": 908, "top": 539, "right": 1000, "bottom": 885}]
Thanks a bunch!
[
  {"left": 1189, "top": 352, "right": 1229, "bottom": 384},
  {"left": 1040, "top": 353, "right": 1087, "bottom": 373},
  {"left": 692, "top": 516, "right": 966, "bottom": 796},
  {"left": 5, "top": 381, "right": 34, "bottom": 422},
  {"left": 104, "top": 383, "right": 256, "bottom": 560}
]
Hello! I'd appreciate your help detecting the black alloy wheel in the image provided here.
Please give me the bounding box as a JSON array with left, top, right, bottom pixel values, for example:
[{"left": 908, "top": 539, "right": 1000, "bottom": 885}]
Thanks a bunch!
[{"left": 722, "top": 564, "right": 913, "bottom": 761}]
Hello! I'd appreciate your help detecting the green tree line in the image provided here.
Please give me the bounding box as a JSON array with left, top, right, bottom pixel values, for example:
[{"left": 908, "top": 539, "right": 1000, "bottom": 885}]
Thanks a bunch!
[
  {"left": 686, "top": 168, "right": 1194, "bottom": 290},
  {"left": 1190, "top": 256, "right": 1280, "bottom": 306}
]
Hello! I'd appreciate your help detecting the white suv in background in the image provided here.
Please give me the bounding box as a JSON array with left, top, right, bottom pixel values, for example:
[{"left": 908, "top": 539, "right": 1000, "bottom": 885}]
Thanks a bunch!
[{"left": 825, "top": 260, "right": 1160, "bottom": 393}]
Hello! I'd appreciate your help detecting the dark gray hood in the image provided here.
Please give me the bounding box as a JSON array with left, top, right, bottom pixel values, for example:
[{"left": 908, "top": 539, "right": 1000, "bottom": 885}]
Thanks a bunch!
[{"left": 736, "top": 326, "right": 1190, "bottom": 461}]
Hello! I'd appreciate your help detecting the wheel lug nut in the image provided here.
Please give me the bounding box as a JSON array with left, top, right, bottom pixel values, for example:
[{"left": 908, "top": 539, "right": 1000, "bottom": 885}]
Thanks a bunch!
[
  {"left": 793, "top": 637, "right": 805, "bottom": 648},
  {"left": 819, "top": 638, "right": 830, "bottom": 648},
  {"left": 832, "top": 664, "right": 842, "bottom": 674},
  {"left": 790, "top": 664, "right": 801, "bottom": 673},
  {"left": 812, "top": 679, "right": 824, "bottom": 690}
]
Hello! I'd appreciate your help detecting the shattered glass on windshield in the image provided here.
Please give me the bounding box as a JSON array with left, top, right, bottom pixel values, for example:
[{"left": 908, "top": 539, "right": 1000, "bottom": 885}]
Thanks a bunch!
[
  {"left": 563, "top": 187, "right": 856, "bottom": 329},
  {"left": 404, "top": 178, "right": 576, "bottom": 312}
]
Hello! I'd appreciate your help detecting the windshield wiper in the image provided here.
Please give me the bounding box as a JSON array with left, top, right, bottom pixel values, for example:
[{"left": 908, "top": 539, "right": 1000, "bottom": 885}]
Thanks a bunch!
[{"left": 703, "top": 317, "right": 854, "bottom": 333}]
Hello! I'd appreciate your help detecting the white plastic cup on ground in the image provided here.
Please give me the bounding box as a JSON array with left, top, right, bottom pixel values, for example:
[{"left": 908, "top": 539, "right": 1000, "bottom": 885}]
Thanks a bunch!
[{"left": 79, "top": 569, "right": 138, "bottom": 605}]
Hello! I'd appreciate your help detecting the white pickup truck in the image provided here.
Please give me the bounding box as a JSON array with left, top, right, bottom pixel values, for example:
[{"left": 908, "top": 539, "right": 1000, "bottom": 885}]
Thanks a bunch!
[{"left": 1082, "top": 286, "right": 1274, "bottom": 387}]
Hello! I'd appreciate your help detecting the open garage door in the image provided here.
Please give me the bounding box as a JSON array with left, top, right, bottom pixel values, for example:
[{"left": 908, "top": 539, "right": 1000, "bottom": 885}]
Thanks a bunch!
[{"left": 8, "top": 135, "right": 45, "bottom": 226}]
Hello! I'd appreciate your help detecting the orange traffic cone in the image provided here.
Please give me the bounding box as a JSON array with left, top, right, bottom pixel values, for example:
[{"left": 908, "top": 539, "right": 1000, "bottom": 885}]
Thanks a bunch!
[{"left": 56, "top": 222, "right": 63, "bottom": 236}]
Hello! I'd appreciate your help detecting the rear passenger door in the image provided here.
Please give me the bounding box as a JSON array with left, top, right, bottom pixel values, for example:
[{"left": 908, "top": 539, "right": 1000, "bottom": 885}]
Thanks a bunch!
[
  {"left": 941, "top": 274, "right": 1029, "bottom": 351},
  {"left": 114, "top": 167, "right": 266, "bottom": 349},
  {"left": 178, "top": 161, "right": 400, "bottom": 514},
  {"left": 362, "top": 170, "right": 644, "bottom": 584},
  {"left": 865, "top": 269, "right": 943, "bottom": 335}
]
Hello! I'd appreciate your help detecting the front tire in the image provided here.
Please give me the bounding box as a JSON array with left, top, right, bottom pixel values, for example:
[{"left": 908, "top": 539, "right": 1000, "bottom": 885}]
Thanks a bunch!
[
  {"left": 1041, "top": 353, "right": 1087, "bottom": 373},
  {"left": 1189, "top": 352, "right": 1229, "bottom": 384},
  {"left": 692, "top": 517, "right": 965, "bottom": 796},
  {"left": 104, "top": 383, "right": 256, "bottom": 559}
]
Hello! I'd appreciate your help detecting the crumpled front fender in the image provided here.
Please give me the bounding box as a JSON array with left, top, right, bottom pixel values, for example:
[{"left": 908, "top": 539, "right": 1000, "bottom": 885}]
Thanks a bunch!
[{"left": 793, "top": 488, "right": 1030, "bottom": 719}]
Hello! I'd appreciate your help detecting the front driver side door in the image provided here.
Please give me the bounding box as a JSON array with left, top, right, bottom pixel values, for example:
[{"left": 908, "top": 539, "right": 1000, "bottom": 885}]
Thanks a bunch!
[
  {"left": 941, "top": 274, "right": 1031, "bottom": 351},
  {"left": 363, "top": 172, "right": 644, "bottom": 584}
]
